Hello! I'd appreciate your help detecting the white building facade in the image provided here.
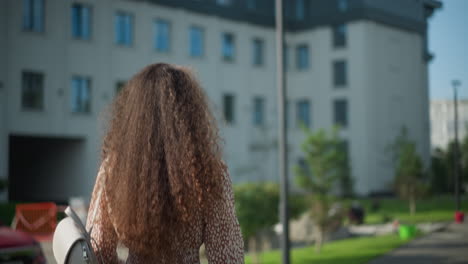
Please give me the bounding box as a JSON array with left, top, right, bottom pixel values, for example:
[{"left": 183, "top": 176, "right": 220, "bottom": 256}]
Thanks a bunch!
[
  {"left": 431, "top": 100, "right": 468, "bottom": 150},
  {"left": 0, "top": 0, "right": 441, "bottom": 201}
]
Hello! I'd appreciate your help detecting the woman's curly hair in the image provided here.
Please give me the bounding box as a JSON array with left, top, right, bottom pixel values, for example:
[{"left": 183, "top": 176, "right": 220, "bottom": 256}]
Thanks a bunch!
[{"left": 101, "top": 63, "right": 226, "bottom": 258}]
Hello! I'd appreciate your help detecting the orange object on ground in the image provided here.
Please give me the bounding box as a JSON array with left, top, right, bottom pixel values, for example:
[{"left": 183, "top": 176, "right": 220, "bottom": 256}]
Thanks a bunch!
[{"left": 14, "top": 202, "right": 57, "bottom": 241}]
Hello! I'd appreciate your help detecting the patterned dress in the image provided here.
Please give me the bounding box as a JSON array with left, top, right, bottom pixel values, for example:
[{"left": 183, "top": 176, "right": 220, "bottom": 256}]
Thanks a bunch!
[{"left": 86, "top": 161, "right": 245, "bottom": 264}]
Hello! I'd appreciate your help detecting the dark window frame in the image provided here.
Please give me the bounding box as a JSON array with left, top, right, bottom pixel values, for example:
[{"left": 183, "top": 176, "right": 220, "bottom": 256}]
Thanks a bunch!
[
  {"left": 21, "top": 71, "right": 44, "bottom": 111},
  {"left": 333, "top": 23, "right": 347, "bottom": 48},
  {"left": 252, "top": 38, "right": 265, "bottom": 66},
  {"left": 333, "top": 98, "right": 348, "bottom": 128},
  {"left": 115, "top": 11, "right": 134, "bottom": 47},
  {"left": 71, "top": 76, "right": 92, "bottom": 114},
  {"left": 189, "top": 25, "right": 205, "bottom": 58},
  {"left": 71, "top": 3, "right": 92, "bottom": 40},
  {"left": 22, "top": 0, "right": 45, "bottom": 33},
  {"left": 253, "top": 96, "right": 265, "bottom": 126},
  {"left": 246, "top": 0, "right": 257, "bottom": 11},
  {"left": 296, "top": 99, "right": 311, "bottom": 128},
  {"left": 333, "top": 60, "right": 347, "bottom": 87},
  {"left": 223, "top": 93, "right": 235, "bottom": 124},
  {"left": 154, "top": 19, "right": 171, "bottom": 53},
  {"left": 296, "top": 0, "right": 305, "bottom": 21},
  {"left": 338, "top": 0, "right": 349, "bottom": 12},
  {"left": 222, "top": 32, "right": 236, "bottom": 62},
  {"left": 296, "top": 44, "right": 310, "bottom": 70}
]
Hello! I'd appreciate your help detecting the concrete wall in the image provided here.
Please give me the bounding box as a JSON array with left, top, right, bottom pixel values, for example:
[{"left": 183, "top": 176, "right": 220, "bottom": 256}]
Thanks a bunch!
[
  {"left": 2, "top": 0, "right": 432, "bottom": 200},
  {"left": 0, "top": 0, "right": 8, "bottom": 200},
  {"left": 5, "top": 0, "right": 103, "bottom": 201},
  {"left": 284, "top": 20, "right": 430, "bottom": 194},
  {"left": 431, "top": 100, "right": 468, "bottom": 150},
  {"left": 362, "top": 21, "right": 430, "bottom": 192}
]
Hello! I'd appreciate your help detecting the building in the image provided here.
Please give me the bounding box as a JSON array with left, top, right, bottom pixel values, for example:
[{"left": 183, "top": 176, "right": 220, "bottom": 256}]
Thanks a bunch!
[
  {"left": 431, "top": 100, "right": 468, "bottom": 150},
  {"left": 0, "top": 0, "right": 441, "bottom": 201}
]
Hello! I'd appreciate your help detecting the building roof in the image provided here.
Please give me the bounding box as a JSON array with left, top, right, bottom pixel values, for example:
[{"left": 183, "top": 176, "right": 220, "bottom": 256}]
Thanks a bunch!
[{"left": 139, "top": 0, "right": 442, "bottom": 34}]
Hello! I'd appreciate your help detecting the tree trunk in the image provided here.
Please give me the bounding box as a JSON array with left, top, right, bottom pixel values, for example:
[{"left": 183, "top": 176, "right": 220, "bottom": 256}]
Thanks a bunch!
[
  {"left": 315, "top": 228, "right": 323, "bottom": 253},
  {"left": 409, "top": 197, "right": 416, "bottom": 216}
]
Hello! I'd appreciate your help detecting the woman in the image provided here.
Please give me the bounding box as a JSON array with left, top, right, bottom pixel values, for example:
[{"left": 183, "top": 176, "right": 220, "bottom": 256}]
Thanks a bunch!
[{"left": 86, "top": 63, "right": 244, "bottom": 263}]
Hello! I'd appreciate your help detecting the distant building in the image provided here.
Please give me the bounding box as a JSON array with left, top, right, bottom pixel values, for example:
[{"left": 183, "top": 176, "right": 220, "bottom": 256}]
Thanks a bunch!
[
  {"left": 430, "top": 100, "right": 468, "bottom": 150},
  {"left": 0, "top": 0, "right": 441, "bottom": 201}
]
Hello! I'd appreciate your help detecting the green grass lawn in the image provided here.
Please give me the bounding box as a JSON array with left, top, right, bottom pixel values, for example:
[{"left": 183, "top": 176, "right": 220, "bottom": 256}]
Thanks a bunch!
[
  {"left": 245, "top": 234, "right": 411, "bottom": 264},
  {"left": 354, "top": 196, "right": 468, "bottom": 224}
]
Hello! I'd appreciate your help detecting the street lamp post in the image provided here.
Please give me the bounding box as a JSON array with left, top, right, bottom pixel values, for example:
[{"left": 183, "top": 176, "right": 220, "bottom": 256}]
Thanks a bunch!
[
  {"left": 275, "top": 0, "right": 290, "bottom": 263},
  {"left": 452, "top": 80, "right": 461, "bottom": 212}
]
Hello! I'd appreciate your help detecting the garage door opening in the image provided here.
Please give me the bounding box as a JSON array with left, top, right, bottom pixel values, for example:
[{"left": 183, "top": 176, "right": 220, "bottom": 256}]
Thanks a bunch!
[{"left": 8, "top": 135, "right": 86, "bottom": 203}]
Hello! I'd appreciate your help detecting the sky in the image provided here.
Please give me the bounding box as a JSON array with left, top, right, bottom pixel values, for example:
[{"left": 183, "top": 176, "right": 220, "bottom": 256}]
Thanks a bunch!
[{"left": 429, "top": 0, "right": 468, "bottom": 100}]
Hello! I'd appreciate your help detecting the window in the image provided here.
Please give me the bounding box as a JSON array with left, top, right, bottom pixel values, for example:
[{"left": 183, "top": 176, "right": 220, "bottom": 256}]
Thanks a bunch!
[
  {"left": 247, "top": 0, "right": 257, "bottom": 10},
  {"left": 296, "top": 100, "right": 310, "bottom": 128},
  {"left": 223, "top": 94, "right": 235, "bottom": 124},
  {"left": 333, "top": 60, "right": 347, "bottom": 86},
  {"left": 115, "top": 12, "right": 133, "bottom": 46},
  {"left": 333, "top": 24, "right": 347, "bottom": 48},
  {"left": 154, "top": 20, "right": 170, "bottom": 52},
  {"left": 21, "top": 71, "right": 44, "bottom": 110},
  {"left": 284, "top": 45, "right": 289, "bottom": 70},
  {"left": 189, "top": 26, "right": 204, "bottom": 57},
  {"left": 71, "top": 77, "right": 91, "bottom": 113},
  {"left": 22, "top": 0, "right": 44, "bottom": 32},
  {"left": 338, "top": 0, "right": 348, "bottom": 12},
  {"left": 296, "top": 0, "right": 305, "bottom": 20},
  {"left": 116, "top": 81, "right": 126, "bottom": 95},
  {"left": 216, "top": 0, "right": 232, "bottom": 6},
  {"left": 222, "top": 33, "right": 235, "bottom": 62},
  {"left": 333, "top": 99, "right": 348, "bottom": 127},
  {"left": 296, "top": 44, "right": 309, "bottom": 70},
  {"left": 252, "top": 38, "right": 264, "bottom": 66},
  {"left": 253, "top": 97, "right": 265, "bottom": 126},
  {"left": 71, "top": 3, "right": 91, "bottom": 40}
]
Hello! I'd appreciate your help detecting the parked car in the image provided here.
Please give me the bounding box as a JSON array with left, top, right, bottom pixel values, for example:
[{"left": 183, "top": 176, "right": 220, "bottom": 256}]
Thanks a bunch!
[{"left": 0, "top": 226, "right": 46, "bottom": 264}]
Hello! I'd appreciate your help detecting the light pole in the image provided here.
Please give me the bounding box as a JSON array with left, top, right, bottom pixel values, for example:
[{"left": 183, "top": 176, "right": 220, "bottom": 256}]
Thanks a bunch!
[
  {"left": 275, "top": 0, "right": 290, "bottom": 263},
  {"left": 452, "top": 80, "right": 461, "bottom": 212}
]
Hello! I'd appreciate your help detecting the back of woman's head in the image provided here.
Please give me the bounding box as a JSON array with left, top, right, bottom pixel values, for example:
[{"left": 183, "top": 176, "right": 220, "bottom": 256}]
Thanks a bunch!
[{"left": 102, "top": 63, "right": 226, "bottom": 257}]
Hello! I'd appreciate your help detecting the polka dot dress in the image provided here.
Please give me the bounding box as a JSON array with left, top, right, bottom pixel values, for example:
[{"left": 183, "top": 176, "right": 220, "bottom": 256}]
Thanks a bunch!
[{"left": 86, "top": 161, "right": 245, "bottom": 264}]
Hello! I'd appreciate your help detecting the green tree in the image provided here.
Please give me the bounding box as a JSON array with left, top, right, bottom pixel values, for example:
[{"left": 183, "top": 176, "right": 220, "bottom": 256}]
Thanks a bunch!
[
  {"left": 234, "top": 182, "right": 279, "bottom": 263},
  {"left": 338, "top": 141, "right": 354, "bottom": 198},
  {"left": 430, "top": 147, "right": 449, "bottom": 194},
  {"left": 234, "top": 183, "right": 279, "bottom": 241},
  {"left": 391, "top": 128, "right": 428, "bottom": 215},
  {"left": 294, "top": 126, "right": 348, "bottom": 253},
  {"left": 234, "top": 183, "right": 308, "bottom": 262},
  {"left": 429, "top": 132, "right": 468, "bottom": 194}
]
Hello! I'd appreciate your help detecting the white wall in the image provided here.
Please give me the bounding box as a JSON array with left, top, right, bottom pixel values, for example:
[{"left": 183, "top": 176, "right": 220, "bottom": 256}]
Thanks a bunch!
[
  {"left": 3, "top": 0, "right": 431, "bottom": 199},
  {"left": 283, "top": 20, "right": 430, "bottom": 194},
  {"left": 360, "top": 21, "right": 430, "bottom": 193},
  {"left": 431, "top": 100, "right": 468, "bottom": 150},
  {"left": 0, "top": 0, "right": 8, "bottom": 200}
]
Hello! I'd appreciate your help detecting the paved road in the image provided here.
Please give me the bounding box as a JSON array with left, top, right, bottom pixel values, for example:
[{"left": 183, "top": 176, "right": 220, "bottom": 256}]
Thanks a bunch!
[
  {"left": 368, "top": 221, "right": 468, "bottom": 264},
  {"left": 42, "top": 221, "right": 468, "bottom": 264},
  {"left": 41, "top": 241, "right": 128, "bottom": 263}
]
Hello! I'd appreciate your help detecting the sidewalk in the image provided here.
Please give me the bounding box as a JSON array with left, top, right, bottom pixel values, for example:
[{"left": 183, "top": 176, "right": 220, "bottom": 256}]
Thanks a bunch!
[
  {"left": 42, "top": 221, "right": 468, "bottom": 264},
  {"left": 368, "top": 221, "right": 468, "bottom": 264}
]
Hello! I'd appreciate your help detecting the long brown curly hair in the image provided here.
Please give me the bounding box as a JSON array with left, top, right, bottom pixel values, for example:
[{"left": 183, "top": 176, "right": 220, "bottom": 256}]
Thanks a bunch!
[{"left": 102, "top": 63, "right": 226, "bottom": 258}]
